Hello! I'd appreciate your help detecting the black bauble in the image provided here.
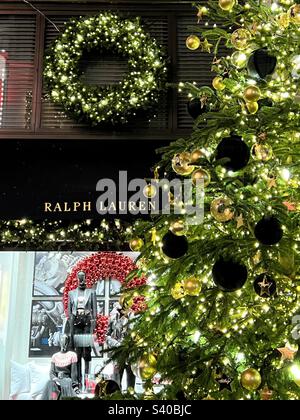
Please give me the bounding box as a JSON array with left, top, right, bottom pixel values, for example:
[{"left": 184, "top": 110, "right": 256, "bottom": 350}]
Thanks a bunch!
[
  {"left": 254, "top": 273, "right": 276, "bottom": 298},
  {"left": 176, "top": 391, "right": 188, "bottom": 401},
  {"left": 254, "top": 216, "right": 283, "bottom": 245},
  {"left": 162, "top": 231, "right": 188, "bottom": 259},
  {"left": 258, "top": 98, "right": 273, "bottom": 108},
  {"left": 187, "top": 98, "right": 207, "bottom": 119},
  {"left": 247, "top": 48, "right": 277, "bottom": 80},
  {"left": 212, "top": 258, "right": 248, "bottom": 292},
  {"left": 216, "top": 135, "right": 250, "bottom": 171}
]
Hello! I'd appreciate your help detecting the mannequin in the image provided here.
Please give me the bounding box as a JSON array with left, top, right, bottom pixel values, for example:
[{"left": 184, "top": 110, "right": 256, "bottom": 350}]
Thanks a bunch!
[
  {"left": 42, "top": 334, "right": 79, "bottom": 400},
  {"left": 106, "top": 302, "right": 136, "bottom": 390},
  {"left": 68, "top": 271, "right": 97, "bottom": 386}
]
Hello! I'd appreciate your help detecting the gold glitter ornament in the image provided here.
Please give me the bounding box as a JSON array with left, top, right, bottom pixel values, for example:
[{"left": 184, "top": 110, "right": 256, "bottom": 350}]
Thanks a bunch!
[
  {"left": 251, "top": 143, "right": 273, "bottom": 161},
  {"left": 172, "top": 152, "right": 194, "bottom": 176},
  {"left": 171, "top": 282, "right": 186, "bottom": 300},
  {"left": 231, "top": 29, "right": 252, "bottom": 50},
  {"left": 183, "top": 277, "right": 202, "bottom": 296},
  {"left": 211, "top": 196, "right": 235, "bottom": 222}
]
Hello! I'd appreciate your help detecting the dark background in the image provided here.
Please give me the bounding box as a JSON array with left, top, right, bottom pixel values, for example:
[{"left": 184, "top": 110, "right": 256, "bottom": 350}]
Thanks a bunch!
[{"left": 0, "top": 139, "right": 167, "bottom": 218}]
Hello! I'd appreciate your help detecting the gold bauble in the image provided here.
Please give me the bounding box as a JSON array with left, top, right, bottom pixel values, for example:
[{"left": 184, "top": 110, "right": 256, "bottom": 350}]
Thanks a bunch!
[
  {"left": 192, "top": 168, "right": 211, "bottom": 187},
  {"left": 171, "top": 282, "right": 186, "bottom": 300},
  {"left": 172, "top": 152, "right": 194, "bottom": 176},
  {"left": 289, "top": 4, "right": 300, "bottom": 24},
  {"left": 212, "top": 76, "right": 225, "bottom": 91},
  {"left": 186, "top": 35, "right": 201, "bottom": 51},
  {"left": 129, "top": 237, "right": 144, "bottom": 251},
  {"left": 210, "top": 196, "right": 234, "bottom": 222},
  {"left": 231, "top": 28, "right": 252, "bottom": 50},
  {"left": 183, "top": 277, "right": 202, "bottom": 296},
  {"left": 219, "top": 0, "right": 235, "bottom": 11},
  {"left": 243, "top": 85, "right": 261, "bottom": 102},
  {"left": 231, "top": 51, "right": 248, "bottom": 68},
  {"left": 190, "top": 149, "right": 204, "bottom": 162},
  {"left": 241, "top": 368, "right": 262, "bottom": 391},
  {"left": 251, "top": 143, "right": 273, "bottom": 161},
  {"left": 277, "top": 13, "right": 290, "bottom": 29},
  {"left": 139, "top": 354, "right": 157, "bottom": 380},
  {"left": 246, "top": 101, "right": 259, "bottom": 114},
  {"left": 143, "top": 184, "right": 157, "bottom": 198},
  {"left": 170, "top": 220, "right": 187, "bottom": 236}
]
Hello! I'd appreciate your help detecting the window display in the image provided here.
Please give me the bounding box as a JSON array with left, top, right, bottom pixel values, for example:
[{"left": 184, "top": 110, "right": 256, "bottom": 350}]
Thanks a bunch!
[{"left": 0, "top": 251, "right": 143, "bottom": 400}]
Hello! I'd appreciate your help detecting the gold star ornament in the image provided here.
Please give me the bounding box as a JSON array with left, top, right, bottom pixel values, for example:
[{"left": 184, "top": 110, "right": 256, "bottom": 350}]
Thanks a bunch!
[
  {"left": 260, "top": 386, "right": 273, "bottom": 400},
  {"left": 258, "top": 275, "right": 273, "bottom": 297},
  {"left": 267, "top": 176, "right": 276, "bottom": 189},
  {"left": 277, "top": 344, "right": 298, "bottom": 361},
  {"left": 197, "top": 6, "right": 209, "bottom": 23},
  {"left": 201, "top": 39, "right": 213, "bottom": 53},
  {"left": 236, "top": 214, "right": 244, "bottom": 229}
]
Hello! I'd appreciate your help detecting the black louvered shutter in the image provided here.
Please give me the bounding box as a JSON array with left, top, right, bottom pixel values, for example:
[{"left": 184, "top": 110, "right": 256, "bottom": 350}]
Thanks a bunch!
[
  {"left": 0, "top": 3, "right": 227, "bottom": 136},
  {"left": 0, "top": 14, "right": 36, "bottom": 129},
  {"left": 176, "top": 15, "right": 227, "bottom": 130}
]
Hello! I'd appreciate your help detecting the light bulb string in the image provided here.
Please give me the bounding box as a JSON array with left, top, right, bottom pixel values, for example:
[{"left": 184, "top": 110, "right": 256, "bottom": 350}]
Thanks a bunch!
[{"left": 23, "top": 0, "right": 60, "bottom": 32}]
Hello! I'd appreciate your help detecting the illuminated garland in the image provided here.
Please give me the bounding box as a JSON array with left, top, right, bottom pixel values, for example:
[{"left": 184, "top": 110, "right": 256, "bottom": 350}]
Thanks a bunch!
[
  {"left": 63, "top": 252, "right": 147, "bottom": 344},
  {"left": 0, "top": 219, "right": 130, "bottom": 250},
  {"left": 44, "top": 12, "right": 167, "bottom": 126}
]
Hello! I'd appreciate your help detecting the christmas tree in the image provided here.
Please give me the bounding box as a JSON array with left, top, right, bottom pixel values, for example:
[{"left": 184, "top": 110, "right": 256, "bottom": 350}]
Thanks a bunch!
[{"left": 112, "top": 0, "right": 300, "bottom": 400}]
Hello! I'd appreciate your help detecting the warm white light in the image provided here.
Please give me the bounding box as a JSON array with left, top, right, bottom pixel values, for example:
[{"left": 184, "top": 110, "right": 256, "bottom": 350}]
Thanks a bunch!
[
  {"left": 236, "top": 352, "right": 246, "bottom": 362},
  {"left": 281, "top": 168, "right": 291, "bottom": 181},
  {"left": 192, "top": 330, "right": 201, "bottom": 343},
  {"left": 290, "top": 364, "right": 300, "bottom": 380}
]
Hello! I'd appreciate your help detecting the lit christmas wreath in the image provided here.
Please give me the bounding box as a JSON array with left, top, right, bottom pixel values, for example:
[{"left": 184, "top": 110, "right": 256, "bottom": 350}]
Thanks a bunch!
[
  {"left": 63, "top": 252, "right": 147, "bottom": 344},
  {"left": 44, "top": 12, "right": 167, "bottom": 126}
]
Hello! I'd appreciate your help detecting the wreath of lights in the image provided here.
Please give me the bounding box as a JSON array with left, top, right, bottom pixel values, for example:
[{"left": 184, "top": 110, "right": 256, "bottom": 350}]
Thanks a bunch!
[
  {"left": 44, "top": 12, "right": 167, "bottom": 126},
  {"left": 63, "top": 252, "right": 147, "bottom": 344}
]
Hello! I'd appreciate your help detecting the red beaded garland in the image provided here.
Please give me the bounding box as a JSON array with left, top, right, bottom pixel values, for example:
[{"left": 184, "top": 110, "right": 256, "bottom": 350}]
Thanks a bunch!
[
  {"left": 95, "top": 315, "right": 109, "bottom": 344},
  {"left": 131, "top": 296, "right": 148, "bottom": 313},
  {"left": 63, "top": 252, "right": 147, "bottom": 344}
]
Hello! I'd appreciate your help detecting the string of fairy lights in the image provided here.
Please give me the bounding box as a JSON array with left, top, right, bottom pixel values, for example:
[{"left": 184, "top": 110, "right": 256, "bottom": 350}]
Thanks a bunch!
[{"left": 0, "top": 219, "right": 133, "bottom": 249}]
